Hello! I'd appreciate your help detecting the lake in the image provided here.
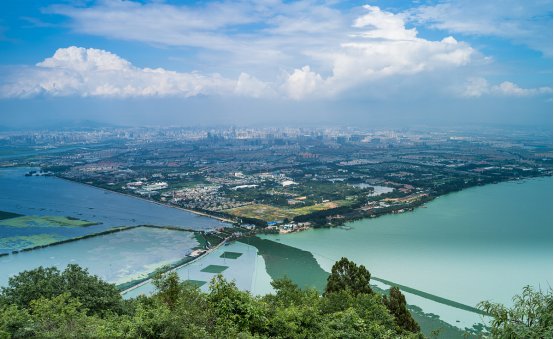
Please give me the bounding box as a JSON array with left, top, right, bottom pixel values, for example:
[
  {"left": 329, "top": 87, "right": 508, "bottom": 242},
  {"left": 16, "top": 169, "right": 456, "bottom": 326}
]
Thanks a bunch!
[
  {"left": 1, "top": 165, "right": 551, "bottom": 331},
  {"left": 0, "top": 226, "right": 200, "bottom": 286},
  {"left": 259, "top": 176, "right": 553, "bottom": 328},
  {"left": 122, "top": 241, "right": 273, "bottom": 299},
  {"left": 0, "top": 167, "right": 228, "bottom": 253}
]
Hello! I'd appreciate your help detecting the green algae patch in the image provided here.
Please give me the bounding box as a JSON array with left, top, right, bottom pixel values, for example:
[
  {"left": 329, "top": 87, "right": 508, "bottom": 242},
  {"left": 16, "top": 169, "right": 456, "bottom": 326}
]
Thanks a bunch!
[
  {"left": 239, "top": 236, "right": 329, "bottom": 293},
  {"left": 371, "top": 276, "right": 487, "bottom": 316},
  {"left": 201, "top": 265, "right": 228, "bottom": 273},
  {"left": 184, "top": 280, "right": 207, "bottom": 288},
  {"left": 0, "top": 210, "right": 22, "bottom": 220},
  {"left": 0, "top": 234, "right": 67, "bottom": 250},
  {"left": 0, "top": 215, "right": 100, "bottom": 228},
  {"left": 220, "top": 251, "right": 243, "bottom": 259}
]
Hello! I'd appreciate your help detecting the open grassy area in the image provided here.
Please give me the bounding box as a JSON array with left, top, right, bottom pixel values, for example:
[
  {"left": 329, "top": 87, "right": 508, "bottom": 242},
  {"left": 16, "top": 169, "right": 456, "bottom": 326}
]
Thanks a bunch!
[
  {"left": 224, "top": 200, "right": 350, "bottom": 222},
  {"left": 0, "top": 215, "right": 100, "bottom": 228}
]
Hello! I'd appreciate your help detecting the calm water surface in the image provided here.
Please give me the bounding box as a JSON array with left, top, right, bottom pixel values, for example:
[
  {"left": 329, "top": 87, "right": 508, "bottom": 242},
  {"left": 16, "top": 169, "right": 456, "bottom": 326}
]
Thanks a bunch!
[
  {"left": 0, "top": 167, "right": 227, "bottom": 251},
  {"left": 260, "top": 177, "right": 552, "bottom": 325},
  {"left": 0, "top": 227, "right": 200, "bottom": 286},
  {"left": 1, "top": 166, "right": 550, "bottom": 329}
]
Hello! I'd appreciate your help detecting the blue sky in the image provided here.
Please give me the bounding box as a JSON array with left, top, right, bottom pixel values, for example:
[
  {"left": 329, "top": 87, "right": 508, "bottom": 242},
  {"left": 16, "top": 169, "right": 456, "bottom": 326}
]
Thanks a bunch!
[{"left": 0, "top": 0, "right": 551, "bottom": 128}]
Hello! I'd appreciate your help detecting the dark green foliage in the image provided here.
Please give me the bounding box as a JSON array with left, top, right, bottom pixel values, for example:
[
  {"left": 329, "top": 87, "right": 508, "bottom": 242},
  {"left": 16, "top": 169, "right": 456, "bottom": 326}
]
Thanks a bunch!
[
  {"left": 383, "top": 287, "right": 420, "bottom": 333},
  {"left": 152, "top": 270, "right": 180, "bottom": 310},
  {"left": 0, "top": 264, "right": 124, "bottom": 316},
  {"left": 0, "top": 262, "right": 427, "bottom": 338},
  {"left": 325, "top": 257, "right": 373, "bottom": 296},
  {"left": 239, "top": 216, "right": 267, "bottom": 227},
  {"left": 208, "top": 275, "right": 269, "bottom": 335}
]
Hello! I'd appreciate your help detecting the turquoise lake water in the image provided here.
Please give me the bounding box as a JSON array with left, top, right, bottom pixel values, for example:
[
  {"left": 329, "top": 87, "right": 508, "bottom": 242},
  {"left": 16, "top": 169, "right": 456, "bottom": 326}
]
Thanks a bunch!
[
  {"left": 260, "top": 176, "right": 553, "bottom": 327},
  {"left": 123, "top": 241, "right": 273, "bottom": 299}
]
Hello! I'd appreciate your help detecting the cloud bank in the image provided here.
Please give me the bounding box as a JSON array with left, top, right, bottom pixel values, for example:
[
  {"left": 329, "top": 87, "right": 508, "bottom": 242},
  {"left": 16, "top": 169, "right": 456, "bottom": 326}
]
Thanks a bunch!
[
  {"left": 1, "top": 3, "right": 549, "bottom": 101},
  {"left": 1, "top": 47, "right": 240, "bottom": 98},
  {"left": 460, "top": 77, "right": 552, "bottom": 97}
]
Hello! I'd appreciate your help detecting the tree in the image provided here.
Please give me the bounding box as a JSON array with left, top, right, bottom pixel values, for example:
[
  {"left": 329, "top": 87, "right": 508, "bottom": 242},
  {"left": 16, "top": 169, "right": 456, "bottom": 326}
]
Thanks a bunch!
[
  {"left": 0, "top": 262, "right": 426, "bottom": 338},
  {"left": 0, "top": 304, "right": 35, "bottom": 338},
  {"left": 325, "top": 257, "right": 373, "bottom": 296},
  {"left": 478, "top": 285, "right": 553, "bottom": 338},
  {"left": 268, "top": 277, "right": 306, "bottom": 308},
  {"left": 0, "top": 264, "right": 123, "bottom": 316},
  {"left": 152, "top": 269, "right": 181, "bottom": 310},
  {"left": 28, "top": 293, "right": 93, "bottom": 338},
  {"left": 382, "top": 287, "right": 420, "bottom": 333},
  {"left": 208, "top": 275, "right": 269, "bottom": 336}
]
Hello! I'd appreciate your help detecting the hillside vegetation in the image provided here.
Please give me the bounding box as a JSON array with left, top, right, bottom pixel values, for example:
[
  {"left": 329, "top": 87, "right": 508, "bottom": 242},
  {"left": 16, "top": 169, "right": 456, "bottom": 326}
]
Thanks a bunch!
[{"left": 0, "top": 258, "right": 551, "bottom": 338}]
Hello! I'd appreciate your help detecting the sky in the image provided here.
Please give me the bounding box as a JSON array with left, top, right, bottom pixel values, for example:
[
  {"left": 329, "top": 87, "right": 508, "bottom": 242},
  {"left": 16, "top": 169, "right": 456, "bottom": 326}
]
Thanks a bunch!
[{"left": 0, "top": 0, "right": 552, "bottom": 129}]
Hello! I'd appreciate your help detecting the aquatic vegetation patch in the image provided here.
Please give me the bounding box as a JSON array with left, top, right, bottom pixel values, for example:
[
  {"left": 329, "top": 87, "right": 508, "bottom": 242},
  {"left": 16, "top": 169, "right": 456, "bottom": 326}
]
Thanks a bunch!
[
  {"left": 201, "top": 265, "right": 228, "bottom": 273},
  {"left": 371, "top": 276, "right": 487, "bottom": 316},
  {"left": 0, "top": 234, "right": 66, "bottom": 251},
  {"left": 240, "top": 236, "right": 329, "bottom": 292},
  {"left": 184, "top": 280, "right": 207, "bottom": 288},
  {"left": 0, "top": 210, "right": 22, "bottom": 220},
  {"left": 0, "top": 215, "right": 100, "bottom": 228},
  {"left": 220, "top": 251, "right": 243, "bottom": 259}
]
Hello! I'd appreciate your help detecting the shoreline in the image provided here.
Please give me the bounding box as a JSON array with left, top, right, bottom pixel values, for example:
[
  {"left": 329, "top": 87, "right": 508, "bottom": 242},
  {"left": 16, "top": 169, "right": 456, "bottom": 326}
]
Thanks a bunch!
[
  {"left": 56, "top": 172, "right": 551, "bottom": 234},
  {"left": 296, "top": 174, "right": 552, "bottom": 231},
  {"left": 55, "top": 176, "right": 236, "bottom": 224}
]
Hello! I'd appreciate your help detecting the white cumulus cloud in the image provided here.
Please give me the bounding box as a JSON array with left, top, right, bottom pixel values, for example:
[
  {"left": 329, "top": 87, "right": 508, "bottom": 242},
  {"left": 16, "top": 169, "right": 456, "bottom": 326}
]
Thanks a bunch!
[
  {"left": 234, "top": 73, "right": 275, "bottom": 98},
  {"left": 6, "top": 6, "right": 546, "bottom": 102},
  {"left": 0, "top": 46, "right": 242, "bottom": 98},
  {"left": 281, "top": 5, "right": 476, "bottom": 99},
  {"left": 281, "top": 66, "right": 324, "bottom": 100},
  {"left": 459, "top": 77, "right": 552, "bottom": 97}
]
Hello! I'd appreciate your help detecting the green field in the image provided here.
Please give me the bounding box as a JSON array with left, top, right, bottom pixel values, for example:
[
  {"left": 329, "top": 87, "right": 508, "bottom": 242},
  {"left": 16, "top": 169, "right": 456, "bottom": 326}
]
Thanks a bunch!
[
  {"left": 225, "top": 200, "right": 350, "bottom": 222},
  {"left": 0, "top": 215, "right": 100, "bottom": 228}
]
